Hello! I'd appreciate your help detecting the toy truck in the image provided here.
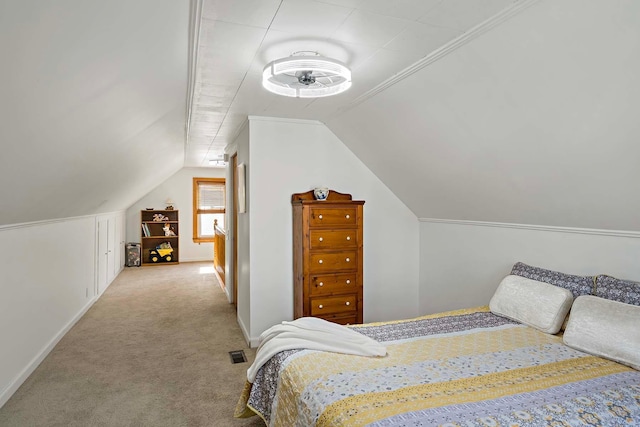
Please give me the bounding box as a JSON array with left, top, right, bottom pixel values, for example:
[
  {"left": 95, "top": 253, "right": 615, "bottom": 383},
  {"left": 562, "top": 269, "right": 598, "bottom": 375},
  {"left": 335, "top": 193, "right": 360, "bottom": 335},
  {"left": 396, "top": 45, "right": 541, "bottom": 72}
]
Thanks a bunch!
[{"left": 149, "top": 242, "right": 174, "bottom": 263}]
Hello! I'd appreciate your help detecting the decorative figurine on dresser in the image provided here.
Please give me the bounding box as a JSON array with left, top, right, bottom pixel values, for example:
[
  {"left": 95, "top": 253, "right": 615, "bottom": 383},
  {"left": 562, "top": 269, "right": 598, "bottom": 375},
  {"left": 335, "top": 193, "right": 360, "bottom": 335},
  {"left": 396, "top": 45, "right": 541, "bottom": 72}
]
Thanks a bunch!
[{"left": 291, "top": 189, "right": 364, "bottom": 325}]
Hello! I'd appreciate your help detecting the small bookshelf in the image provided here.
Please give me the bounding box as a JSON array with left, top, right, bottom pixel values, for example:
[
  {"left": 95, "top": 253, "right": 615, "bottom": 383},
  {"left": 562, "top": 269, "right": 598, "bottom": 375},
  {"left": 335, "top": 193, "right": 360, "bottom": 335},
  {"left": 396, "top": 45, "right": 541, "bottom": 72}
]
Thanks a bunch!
[{"left": 140, "top": 209, "right": 179, "bottom": 265}]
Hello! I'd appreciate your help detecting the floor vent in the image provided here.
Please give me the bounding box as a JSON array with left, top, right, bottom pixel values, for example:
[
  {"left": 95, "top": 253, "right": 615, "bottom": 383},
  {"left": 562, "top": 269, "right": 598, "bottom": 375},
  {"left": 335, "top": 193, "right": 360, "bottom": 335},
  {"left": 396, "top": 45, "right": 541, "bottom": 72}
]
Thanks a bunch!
[{"left": 229, "top": 350, "right": 247, "bottom": 364}]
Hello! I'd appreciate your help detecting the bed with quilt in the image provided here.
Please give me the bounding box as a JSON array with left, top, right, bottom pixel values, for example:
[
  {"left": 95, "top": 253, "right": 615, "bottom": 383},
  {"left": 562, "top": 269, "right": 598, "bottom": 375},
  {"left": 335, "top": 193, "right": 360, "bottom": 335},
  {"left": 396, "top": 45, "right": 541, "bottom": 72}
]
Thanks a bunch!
[{"left": 235, "top": 263, "right": 640, "bottom": 426}]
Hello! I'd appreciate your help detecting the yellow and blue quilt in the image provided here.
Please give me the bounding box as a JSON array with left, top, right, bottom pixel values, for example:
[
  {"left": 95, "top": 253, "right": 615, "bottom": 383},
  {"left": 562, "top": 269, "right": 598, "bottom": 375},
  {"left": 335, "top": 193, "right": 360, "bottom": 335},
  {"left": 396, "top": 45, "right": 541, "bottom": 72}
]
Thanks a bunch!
[{"left": 236, "top": 306, "right": 640, "bottom": 426}]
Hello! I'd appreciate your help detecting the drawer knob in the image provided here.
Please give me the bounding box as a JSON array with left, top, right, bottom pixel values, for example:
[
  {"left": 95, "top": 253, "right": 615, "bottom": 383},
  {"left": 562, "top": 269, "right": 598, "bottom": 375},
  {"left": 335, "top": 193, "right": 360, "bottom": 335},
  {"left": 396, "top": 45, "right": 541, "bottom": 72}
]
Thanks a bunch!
[
  {"left": 319, "top": 237, "right": 323, "bottom": 242},
  {"left": 345, "top": 214, "right": 350, "bottom": 219},
  {"left": 319, "top": 282, "right": 324, "bottom": 287},
  {"left": 318, "top": 304, "right": 323, "bottom": 309},
  {"left": 346, "top": 236, "right": 351, "bottom": 241},
  {"left": 318, "top": 214, "right": 323, "bottom": 219},
  {"left": 346, "top": 280, "right": 351, "bottom": 284},
  {"left": 346, "top": 257, "right": 350, "bottom": 262},
  {"left": 318, "top": 259, "right": 323, "bottom": 264},
  {"left": 345, "top": 301, "right": 350, "bottom": 306}
]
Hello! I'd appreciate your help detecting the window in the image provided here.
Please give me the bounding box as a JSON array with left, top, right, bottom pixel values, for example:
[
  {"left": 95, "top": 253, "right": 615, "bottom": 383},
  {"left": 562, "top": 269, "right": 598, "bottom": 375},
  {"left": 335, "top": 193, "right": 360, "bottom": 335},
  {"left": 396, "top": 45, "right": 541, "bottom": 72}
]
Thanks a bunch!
[{"left": 193, "top": 178, "right": 225, "bottom": 243}]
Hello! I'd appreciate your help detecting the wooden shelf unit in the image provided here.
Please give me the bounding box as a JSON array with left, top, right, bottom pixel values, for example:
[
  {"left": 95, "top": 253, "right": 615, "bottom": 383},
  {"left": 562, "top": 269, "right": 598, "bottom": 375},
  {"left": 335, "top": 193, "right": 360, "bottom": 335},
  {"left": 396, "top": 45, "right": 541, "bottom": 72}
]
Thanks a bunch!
[{"left": 141, "top": 209, "right": 179, "bottom": 265}]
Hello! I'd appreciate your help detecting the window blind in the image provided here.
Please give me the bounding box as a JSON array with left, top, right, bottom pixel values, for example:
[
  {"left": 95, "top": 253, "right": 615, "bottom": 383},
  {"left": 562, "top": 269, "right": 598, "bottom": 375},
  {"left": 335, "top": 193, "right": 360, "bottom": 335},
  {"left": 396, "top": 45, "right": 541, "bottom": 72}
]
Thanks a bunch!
[{"left": 199, "top": 183, "right": 225, "bottom": 211}]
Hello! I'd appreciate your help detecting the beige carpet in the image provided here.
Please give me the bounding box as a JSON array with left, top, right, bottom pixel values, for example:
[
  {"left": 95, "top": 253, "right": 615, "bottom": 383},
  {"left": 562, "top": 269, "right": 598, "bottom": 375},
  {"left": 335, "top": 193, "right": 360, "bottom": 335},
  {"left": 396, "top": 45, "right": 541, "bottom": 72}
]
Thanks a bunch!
[{"left": 0, "top": 262, "right": 265, "bottom": 427}]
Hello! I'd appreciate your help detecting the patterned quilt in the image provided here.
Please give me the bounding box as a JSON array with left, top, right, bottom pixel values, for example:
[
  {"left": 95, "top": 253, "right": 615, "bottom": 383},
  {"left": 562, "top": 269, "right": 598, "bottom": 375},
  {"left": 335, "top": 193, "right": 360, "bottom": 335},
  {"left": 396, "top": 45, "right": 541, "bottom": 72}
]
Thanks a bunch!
[{"left": 235, "top": 306, "right": 640, "bottom": 426}]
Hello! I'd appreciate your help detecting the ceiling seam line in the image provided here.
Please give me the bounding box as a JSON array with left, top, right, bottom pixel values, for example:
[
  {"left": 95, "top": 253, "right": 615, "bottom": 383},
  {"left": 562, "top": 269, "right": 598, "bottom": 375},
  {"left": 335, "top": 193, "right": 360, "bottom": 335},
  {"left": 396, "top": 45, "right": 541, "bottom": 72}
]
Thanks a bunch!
[
  {"left": 185, "top": 0, "right": 204, "bottom": 157},
  {"left": 201, "top": 0, "right": 284, "bottom": 164}
]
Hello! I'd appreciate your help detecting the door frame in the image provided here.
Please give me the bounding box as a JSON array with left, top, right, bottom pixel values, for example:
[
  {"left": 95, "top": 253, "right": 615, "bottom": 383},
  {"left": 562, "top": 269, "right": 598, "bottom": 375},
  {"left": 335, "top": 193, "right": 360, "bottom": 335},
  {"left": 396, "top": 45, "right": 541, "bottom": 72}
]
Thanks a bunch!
[{"left": 232, "top": 153, "right": 238, "bottom": 309}]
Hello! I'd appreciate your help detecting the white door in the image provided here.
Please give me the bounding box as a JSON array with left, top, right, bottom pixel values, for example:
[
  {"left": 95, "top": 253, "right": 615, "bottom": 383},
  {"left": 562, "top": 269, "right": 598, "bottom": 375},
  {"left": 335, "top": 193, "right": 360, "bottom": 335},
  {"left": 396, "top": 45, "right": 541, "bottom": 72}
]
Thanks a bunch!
[
  {"left": 97, "top": 218, "right": 108, "bottom": 295},
  {"left": 115, "top": 213, "right": 125, "bottom": 273},
  {"left": 107, "top": 217, "right": 116, "bottom": 283}
]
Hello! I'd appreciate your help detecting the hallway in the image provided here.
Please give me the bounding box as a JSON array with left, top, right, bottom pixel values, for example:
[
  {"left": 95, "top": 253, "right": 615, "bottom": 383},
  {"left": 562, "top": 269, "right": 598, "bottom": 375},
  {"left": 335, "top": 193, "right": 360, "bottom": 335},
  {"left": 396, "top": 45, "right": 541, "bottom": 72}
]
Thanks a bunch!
[{"left": 0, "top": 262, "right": 262, "bottom": 427}]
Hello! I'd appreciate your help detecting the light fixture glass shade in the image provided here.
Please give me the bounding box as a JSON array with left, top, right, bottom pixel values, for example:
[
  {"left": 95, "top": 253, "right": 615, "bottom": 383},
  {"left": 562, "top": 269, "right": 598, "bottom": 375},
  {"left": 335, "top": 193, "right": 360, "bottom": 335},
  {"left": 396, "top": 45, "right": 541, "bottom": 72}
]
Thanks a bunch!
[{"left": 262, "top": 53, "right": 351, "bottom": 98}]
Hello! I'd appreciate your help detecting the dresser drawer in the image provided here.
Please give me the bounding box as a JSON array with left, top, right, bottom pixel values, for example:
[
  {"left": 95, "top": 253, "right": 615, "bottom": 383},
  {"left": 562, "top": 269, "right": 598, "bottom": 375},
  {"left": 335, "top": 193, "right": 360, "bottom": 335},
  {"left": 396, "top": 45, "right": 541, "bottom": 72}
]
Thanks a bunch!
[
  {"left": 309, "top": 229, "right": 357, "bottom": 249},
  {"left": 309, "top": 207, "right": 357, "bottom": 227},
  {"left": 310, "top": 295, "right": 357, "bottom": 316},
  {"left": 310, "top": 273, "right": 357, "bottom": 296},
  {"left": 318, "top": 314, "right": 357, "bottom": 325},
  {"left": 309, "top": 251, "right": 357, "bottom": 273}
]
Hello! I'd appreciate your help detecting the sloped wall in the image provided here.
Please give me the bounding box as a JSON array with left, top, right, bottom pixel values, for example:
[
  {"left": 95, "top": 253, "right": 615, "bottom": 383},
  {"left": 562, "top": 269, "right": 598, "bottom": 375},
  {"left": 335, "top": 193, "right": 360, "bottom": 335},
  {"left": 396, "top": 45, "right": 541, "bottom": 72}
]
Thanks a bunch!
[
  {"left": 327, "top": 0, "right": 640, "bottom": 232},
  {"left": 0, "top": 0, "right": 189, "bottom": 227}
]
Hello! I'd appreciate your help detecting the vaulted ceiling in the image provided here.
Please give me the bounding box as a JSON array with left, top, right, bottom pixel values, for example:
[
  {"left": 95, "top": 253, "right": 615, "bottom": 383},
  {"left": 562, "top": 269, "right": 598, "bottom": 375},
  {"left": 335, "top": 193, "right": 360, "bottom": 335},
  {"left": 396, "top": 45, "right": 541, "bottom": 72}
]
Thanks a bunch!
[
  {"left": 1, "top": 0, "right": 190, "bottom": 225},
  {"left": 2, "top": 0, "right": 639, "bottom": 231},
  {"left": 186, "top": 0, "right": 525, "bottom": 166}
]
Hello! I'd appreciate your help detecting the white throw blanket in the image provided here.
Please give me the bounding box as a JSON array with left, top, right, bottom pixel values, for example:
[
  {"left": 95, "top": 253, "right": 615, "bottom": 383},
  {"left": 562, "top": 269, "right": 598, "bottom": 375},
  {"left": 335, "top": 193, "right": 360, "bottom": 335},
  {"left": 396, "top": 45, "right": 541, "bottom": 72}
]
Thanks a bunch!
[{"left": 247, "top": 317, "right": 387, "bottom": 382}]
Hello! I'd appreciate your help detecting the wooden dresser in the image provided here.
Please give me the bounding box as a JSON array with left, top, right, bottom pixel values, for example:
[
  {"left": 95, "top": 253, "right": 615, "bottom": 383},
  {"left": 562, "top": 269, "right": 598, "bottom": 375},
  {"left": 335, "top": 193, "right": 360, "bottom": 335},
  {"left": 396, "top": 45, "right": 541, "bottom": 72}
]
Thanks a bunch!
[{"left": 292, "top": 190, "right": 364, "bottom": 325}]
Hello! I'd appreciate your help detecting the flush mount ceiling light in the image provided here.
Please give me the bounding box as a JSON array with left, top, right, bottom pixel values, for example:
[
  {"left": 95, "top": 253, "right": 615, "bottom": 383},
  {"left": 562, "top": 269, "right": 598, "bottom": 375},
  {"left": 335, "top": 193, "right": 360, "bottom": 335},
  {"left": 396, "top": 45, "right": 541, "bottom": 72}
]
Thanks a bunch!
[{"left": 262, "top": 51, "right": 351, "bottom": 98}]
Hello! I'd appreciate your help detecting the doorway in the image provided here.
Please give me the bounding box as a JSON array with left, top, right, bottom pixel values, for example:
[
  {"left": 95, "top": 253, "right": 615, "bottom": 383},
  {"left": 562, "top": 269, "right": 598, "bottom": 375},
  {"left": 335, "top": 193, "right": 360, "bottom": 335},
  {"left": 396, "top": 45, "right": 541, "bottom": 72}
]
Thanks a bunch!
[{"left": 232, "top": 153, "right": 238, "bottom": 310}]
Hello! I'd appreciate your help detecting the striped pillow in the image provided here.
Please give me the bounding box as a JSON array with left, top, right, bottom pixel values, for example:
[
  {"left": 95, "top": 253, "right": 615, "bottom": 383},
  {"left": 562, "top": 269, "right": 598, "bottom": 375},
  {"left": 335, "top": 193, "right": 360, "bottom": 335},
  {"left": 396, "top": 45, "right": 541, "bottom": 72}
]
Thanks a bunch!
[
  {"left": 595, "top": 275, "right": 640, "bottom": 306},
  {"left": 510, "top": 262, "right": 594, "bottom": 299}
]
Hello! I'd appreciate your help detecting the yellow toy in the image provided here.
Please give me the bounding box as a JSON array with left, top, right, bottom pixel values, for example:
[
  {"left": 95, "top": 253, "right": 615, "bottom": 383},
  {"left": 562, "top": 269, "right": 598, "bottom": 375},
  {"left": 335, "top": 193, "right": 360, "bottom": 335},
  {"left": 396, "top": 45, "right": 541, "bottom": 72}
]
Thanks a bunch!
[{"left": 149, "top": 242, "right": 174, "bottom": 262}]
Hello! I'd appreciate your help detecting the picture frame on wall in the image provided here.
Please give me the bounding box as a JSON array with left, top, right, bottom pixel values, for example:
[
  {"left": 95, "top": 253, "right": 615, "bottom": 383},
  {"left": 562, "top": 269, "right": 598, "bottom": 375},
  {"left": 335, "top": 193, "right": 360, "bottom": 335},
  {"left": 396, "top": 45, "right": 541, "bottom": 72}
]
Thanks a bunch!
[{"left": 237, "top": 163, "right": 246, "bottom": 213}]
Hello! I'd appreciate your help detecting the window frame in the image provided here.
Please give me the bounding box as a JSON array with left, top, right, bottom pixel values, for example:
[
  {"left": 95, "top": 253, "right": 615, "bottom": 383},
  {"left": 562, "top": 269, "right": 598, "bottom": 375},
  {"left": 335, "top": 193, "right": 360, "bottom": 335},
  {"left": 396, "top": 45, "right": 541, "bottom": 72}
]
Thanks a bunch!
[{"left": 192, "top": 177, "right": 226, "bottom": 243}]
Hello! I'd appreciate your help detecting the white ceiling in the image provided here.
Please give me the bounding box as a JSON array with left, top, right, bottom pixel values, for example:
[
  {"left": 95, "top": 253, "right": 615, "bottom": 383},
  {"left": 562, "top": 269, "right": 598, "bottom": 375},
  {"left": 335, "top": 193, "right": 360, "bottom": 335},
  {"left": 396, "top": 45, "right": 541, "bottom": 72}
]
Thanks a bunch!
[
  {"left": 3, "top": 0, "right": 639, "bottom": 232},
  {"left": 186, "top": 0, "right": 524, "bottom": 166},
  {"left": 0, "top": 0, "right": 190, "bottom": 226}
]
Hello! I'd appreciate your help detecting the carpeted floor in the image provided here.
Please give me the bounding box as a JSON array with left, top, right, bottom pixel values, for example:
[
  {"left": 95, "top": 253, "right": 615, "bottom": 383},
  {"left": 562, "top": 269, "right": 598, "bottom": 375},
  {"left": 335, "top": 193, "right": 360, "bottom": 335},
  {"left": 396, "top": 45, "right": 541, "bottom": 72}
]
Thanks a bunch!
[{"left": 0, "top": 262, "right": 265, "bottom": 427}]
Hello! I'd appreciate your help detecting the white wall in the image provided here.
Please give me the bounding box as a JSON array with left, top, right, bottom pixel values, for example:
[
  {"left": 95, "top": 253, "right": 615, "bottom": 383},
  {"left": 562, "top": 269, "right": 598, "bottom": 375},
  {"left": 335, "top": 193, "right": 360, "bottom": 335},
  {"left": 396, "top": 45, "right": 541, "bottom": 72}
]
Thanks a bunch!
[
  {"left": 240, "top": 117, "right": 420, "bottom": 345},
  {"left": 419, "top": 219, "right": 640, "bottom": 314},
  {"left": 231, "top": 124, "right": 252, "bottom": 343},
  {"left": 125, "top": 167, "right": 225, "bottom": 262},
  {"left": 0, "top": 215, "right": 110, "bottom": 407}
]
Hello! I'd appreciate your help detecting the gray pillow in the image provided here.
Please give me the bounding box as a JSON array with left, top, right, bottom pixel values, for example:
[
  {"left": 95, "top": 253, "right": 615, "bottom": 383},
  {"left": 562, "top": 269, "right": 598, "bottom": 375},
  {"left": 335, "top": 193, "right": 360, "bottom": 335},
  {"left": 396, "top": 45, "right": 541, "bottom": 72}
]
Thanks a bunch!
[
  {"left": 511, "top": 262, "right": 594, "bottom": 299},
  {"left": 594, "top": 275, "right": 640, "bottom": 306},
  {"left": 564, "top": 295, "right": 640, "bottom": 371}
]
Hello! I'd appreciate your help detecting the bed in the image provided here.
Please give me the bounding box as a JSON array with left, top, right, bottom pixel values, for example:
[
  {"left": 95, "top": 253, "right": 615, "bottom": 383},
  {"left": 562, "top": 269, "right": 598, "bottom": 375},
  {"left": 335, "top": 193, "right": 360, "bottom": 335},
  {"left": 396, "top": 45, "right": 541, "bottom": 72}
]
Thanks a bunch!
[{"left": 235, "top": 263, "right": 640, "bottom": 426}]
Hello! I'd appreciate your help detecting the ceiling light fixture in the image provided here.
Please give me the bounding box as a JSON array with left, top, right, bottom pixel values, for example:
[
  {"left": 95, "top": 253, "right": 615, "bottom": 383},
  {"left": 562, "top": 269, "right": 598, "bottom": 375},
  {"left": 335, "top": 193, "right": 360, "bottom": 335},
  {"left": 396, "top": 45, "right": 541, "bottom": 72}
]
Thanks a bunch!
[
  {"left": 262, "top": 51, "right": 351, "bottom": 98},
  {"left": 209, "top": 158, "right": 226, "bottom": 167}
]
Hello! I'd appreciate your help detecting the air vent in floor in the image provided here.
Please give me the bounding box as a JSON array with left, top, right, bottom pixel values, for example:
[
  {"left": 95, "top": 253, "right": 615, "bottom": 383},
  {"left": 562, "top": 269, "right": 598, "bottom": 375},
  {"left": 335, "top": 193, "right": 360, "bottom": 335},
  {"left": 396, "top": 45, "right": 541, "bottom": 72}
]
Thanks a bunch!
[{"left": 229, "top": 350, "right": 247, "bottom": 364}]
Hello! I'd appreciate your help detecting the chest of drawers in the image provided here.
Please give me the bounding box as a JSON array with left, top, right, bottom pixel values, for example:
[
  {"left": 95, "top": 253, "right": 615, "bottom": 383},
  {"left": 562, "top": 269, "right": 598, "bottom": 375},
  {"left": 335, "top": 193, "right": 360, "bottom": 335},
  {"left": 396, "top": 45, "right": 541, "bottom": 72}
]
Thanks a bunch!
[{"left": 292, "top": 190, "right": 364, "bottom": 325}]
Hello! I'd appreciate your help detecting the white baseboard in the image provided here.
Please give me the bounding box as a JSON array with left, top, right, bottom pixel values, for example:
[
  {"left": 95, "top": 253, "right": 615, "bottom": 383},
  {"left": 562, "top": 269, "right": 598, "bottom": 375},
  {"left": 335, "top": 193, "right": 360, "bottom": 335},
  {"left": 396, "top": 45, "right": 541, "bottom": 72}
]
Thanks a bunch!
[
  {"left": 0, "top": 296, "right": 97, "bottom": 408},
  {"left": 179, "top": 257, "right": 215, "bottom": 263},
  {"left": 237, "top": 315, "right": 259, "bottom": 348}
]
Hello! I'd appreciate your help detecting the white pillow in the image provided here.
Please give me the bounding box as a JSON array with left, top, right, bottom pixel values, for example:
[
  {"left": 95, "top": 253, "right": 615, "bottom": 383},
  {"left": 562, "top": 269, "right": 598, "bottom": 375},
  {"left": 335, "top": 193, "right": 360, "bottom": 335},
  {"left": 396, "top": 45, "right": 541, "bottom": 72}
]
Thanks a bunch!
[
  {"left": 564, "top": 295, "right": 640, "bottom": 370},
  {"left": 489, "top": 275, "right": 573, "bottom": 334}
]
